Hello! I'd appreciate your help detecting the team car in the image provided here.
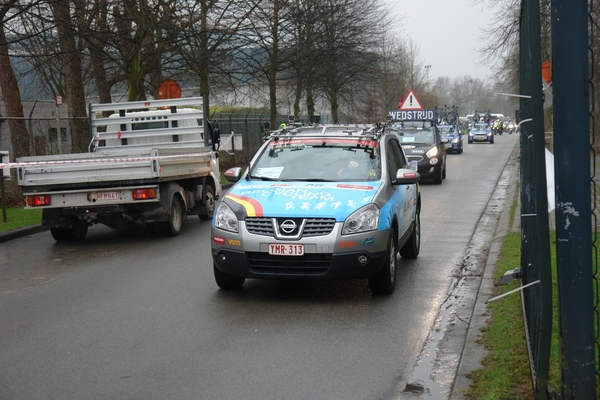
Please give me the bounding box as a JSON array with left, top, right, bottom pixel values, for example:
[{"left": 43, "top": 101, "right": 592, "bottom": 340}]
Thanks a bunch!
[
  {"left": 468, "top": 122, "right": 494, "bottom": 144},
  {"left": 391, "top": 120, "right": 447, "bottom": 184},
  {"left": 438, "top": 124, "right": 463, "bottom": 154},
  {"left": 211, "top": 124, "right": 421, "bottom": 295}
]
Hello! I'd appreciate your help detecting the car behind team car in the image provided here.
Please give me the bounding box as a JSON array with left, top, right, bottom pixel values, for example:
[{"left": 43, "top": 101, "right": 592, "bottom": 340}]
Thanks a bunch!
[{"left": 211, "top": 124, "right": 421, "bottom": 295}]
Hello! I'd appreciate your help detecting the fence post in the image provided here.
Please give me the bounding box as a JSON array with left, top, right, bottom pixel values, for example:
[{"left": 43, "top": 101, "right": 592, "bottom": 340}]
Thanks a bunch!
[
  {"left": 519, "top": 0, "right": 553, "bottom": 397},
  {"left": 551, "top": 0, "right": 597, "bottom": 397}
]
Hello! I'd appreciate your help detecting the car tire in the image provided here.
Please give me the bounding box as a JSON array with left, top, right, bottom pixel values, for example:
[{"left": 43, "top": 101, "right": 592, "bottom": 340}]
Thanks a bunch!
[
  {"left": 468, "top": 140, "right": 473, "bottom": 144},
  {"left": 400, "top": 212, "right": 420, "bottom": 259},
  {"left": 442, "top": 162, "right": 447, "bottom": 179},
  {"left": 214, "top": 264, "right": 245, "bottom": 290},
  {"left": 160, "top": 194, "right": 185, "bottom": 237},
  {"left": 433, "top": 167, "right": 443, "bottom": 184},
  {"left": 458, "top": 146, "right": 463, "bottom": 154},
  {"left": 368, "top": 229, "right": 397, "bottom": 295}
]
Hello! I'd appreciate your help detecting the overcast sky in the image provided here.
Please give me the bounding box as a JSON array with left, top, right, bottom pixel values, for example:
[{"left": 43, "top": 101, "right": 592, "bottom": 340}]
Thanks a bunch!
[{"left": 386, "top": 0, "right": 495, "bottom": 81}]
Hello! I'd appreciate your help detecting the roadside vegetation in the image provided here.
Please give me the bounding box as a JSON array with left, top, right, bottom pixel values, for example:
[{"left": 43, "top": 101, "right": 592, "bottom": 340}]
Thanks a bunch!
[
  {"left": 0, "top": 207, "right": 41, "bottom": 233},
  {"left": 465, "top": 187, "right": 587, "bottom": 398}
]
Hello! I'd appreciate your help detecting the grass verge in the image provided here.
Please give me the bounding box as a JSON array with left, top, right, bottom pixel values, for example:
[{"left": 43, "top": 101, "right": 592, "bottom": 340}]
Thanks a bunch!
[
  {"left": 0, "top": 207, "right": 42, "bottom": 233},
  {"left": 465, "top": 213, "right": 567, "bottom": 398}
]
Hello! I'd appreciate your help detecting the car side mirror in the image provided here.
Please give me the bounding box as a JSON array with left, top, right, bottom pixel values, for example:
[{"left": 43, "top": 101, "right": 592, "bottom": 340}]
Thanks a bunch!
[{"left": 394, "top": 168, "right": 420, "bottom": 185}]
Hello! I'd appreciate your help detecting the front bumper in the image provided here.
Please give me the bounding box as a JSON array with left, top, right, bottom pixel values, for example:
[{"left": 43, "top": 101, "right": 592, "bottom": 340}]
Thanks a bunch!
[
  {"left": 470, "top": 134, "right": 492, "bottom": 143},
  {"left": 212, "top": 223, "right": 390, "bottom": 280}
]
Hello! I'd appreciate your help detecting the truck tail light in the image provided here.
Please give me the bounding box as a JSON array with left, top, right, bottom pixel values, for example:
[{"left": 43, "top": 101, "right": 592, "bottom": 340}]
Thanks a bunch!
[
  {"left": 26, "top": 195, "right": 51, "bottom": 207},
  {"left": 132, "top": 188, "right": 156, "bottom": 200}
]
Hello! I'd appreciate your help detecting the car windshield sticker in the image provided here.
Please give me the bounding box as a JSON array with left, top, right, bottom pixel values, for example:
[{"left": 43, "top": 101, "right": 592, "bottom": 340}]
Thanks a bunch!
[
  {"left": 254, "top": 166, "right": 284, "bottom": 179},
  {"left": 402, "top": 136, "right": 415, "bottom": 143}
]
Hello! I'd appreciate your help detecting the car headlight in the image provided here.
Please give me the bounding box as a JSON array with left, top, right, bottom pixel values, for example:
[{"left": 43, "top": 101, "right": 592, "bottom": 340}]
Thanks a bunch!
[
  {"left": 214, "top": 202, "right": 238, "bottom": 233},
  {"left": 342, "top": 203, "right": 379, "bottom": 235},
  {"left": 426, "top": 147, "right": 439, "bottom": 158},
  {"left": 452, "top": 138, "right": 460, "bottom": 143}
]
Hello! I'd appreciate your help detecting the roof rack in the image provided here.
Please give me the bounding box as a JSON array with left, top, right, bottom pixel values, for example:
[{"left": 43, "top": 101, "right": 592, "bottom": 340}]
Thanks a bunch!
[{"left": 264, "top": 123, "right": 388, "bottom": 140}]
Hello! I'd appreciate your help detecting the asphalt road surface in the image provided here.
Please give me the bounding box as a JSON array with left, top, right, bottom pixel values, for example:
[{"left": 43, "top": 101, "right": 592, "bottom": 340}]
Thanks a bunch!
[{"left": 0, "top": 133, "right": 519, "bottom": 400}]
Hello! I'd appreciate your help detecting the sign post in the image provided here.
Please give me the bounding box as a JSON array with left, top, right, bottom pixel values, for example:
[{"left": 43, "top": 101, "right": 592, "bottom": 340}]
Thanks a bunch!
[
  {"left": 54, "top": 94, "right": 63, "bottom": 154},
  {"left": 0, "top": 151, "right": 9, "bottom": 223}
]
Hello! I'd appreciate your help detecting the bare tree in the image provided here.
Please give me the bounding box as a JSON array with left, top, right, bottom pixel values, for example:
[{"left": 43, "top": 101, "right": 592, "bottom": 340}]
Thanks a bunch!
[
  {"left": 49, "top": 0, "right": 88, "bottom": 152},
  {"left": 174, "top": 0, "right": 259, "bottom": 113},
  {"left": 0, "top": 0, "right": 33, "bottom": 160},
  {"left": 313, "top": 0, "right": 386, "bottom": 123}
]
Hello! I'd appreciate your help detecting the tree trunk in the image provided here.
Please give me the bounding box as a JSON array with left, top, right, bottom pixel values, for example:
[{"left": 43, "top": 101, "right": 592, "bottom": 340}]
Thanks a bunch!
[
  {"left": 269, "top": 0, "right": 280, "bottom": 128},
  {"left": 50, "top": 0, "right": 89, "bottom": 153},
  {"left": 0, "top": 15, "right": 30, "bottom": 160}
]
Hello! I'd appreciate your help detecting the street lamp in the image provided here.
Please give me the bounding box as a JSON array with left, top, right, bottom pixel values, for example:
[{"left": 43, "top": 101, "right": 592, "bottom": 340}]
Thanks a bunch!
[{"left": 425, "top": 65, "right": 432, "bottom": 81}]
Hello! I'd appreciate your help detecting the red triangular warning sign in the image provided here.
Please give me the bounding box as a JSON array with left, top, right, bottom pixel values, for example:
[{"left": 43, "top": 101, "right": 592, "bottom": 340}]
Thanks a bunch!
[{"left": 398, "top": 90, "right": 424, "bottom": 110}]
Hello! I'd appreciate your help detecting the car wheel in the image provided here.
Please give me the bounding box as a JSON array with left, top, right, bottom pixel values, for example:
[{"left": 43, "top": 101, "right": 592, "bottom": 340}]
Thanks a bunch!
[
  {"left": 368, "top": 229, "right": 397, "bottom": 295},
  {"left": 442, "top": 162, "right": 447, "bottom": 179},
  {"left": 400, "top": 211, "right": 420, "bottom": 259},
  {"left": 458, "top": 146, "right": 463, "bottom": 154},
  {"left": 199, "top": 185, "right": 216, "bottom": 221},
  {"left": 160, "top": 194, "right": 185, "bottom": 237},
  {"left": 214, "top": 264, "right": 245, "bottom": 290},
  {"left": 433, "top": 167, "right": 443, "bottom": 184},
  {"left": 468, "top": 140, "right": 473, "bottom": 144}
]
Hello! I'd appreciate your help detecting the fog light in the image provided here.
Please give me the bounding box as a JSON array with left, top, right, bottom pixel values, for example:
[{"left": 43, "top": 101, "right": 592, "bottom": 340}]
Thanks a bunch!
[
  {"left": 219, "top": 253, "right": 227, "bottom": 262},
  {"left": 358, "top": 255, "right": 368, "bottom": 264}
]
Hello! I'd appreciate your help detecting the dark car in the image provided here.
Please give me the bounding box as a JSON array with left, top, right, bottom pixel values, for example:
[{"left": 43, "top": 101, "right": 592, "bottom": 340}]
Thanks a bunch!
[
  {"left": 390, "top": 121, "right": 447, "bottom": 184},
  {"left": 468, "top": 122, "right": 494, "bottom": 144},
  {"left": 212, "top": 124, "right": 421, "bottom": 295},
  {"left": 438, "top": 124, "right": 463, "bottom": 154}
]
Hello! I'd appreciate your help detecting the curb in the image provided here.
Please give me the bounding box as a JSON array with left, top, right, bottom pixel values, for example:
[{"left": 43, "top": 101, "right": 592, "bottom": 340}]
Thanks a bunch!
[{"left": 0, "top": 224, "right": 48, "bottom": 243}]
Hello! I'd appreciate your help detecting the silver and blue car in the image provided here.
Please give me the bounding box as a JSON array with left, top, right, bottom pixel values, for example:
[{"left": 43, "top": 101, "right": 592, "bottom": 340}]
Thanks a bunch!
[
  {"left": 468, "top": 122, "right": 495, "bottom": 144},
  {"left": 211, "top": 124, "right": 421, "bottom": 295}
]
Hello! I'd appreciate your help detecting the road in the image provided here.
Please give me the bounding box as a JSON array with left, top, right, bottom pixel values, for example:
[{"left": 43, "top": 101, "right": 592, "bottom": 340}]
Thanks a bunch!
[{"left": 0, "top": 133, "right": 519, "bottom": 400}]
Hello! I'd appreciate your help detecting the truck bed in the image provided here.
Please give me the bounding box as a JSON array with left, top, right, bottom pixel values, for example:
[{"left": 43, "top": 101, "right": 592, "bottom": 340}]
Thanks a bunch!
[{"left": 17, "top": 145, "right": 214, "bottom": 191}]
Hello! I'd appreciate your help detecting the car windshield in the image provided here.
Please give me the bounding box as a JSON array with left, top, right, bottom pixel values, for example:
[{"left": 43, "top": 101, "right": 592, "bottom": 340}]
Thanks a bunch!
[
  {"left": 473, "top": 123, "right": 489, "bottom": 130},
  {"left": 438, "top": 126, "right": 455, "bottom": 134},
  {"left": 248, "top": 138, "right": 381, "bottom": 182},
  {"left": 397, "top": 129, "right": 435, "bottom": 145}
]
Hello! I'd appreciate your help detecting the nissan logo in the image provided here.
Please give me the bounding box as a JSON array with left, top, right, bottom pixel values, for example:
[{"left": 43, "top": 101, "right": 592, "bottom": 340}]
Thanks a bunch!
[{"left": 280, "top": 220, "right": 297, "bottom": 234}]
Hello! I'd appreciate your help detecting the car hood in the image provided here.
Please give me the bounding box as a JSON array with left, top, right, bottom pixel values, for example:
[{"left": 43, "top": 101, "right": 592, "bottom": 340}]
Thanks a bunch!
[{"left": 224, "top": 180, "right": 382, "bottom": 220}]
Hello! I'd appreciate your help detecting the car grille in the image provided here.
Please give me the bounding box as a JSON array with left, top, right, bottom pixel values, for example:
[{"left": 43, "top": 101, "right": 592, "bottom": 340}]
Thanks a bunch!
[
  {"left": 247, "top": 252, "right": 331, "bottom": 276},
  {"left": 245, "top": 217, "right": 336, "bottom": 238}
]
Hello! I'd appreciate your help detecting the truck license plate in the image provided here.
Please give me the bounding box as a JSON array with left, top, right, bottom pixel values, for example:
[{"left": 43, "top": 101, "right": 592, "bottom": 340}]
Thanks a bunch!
[
  {"left": 95, "top": 191, "right": 120, "bottom": 201},
  {"left": 268, "top": 244, "right": 304, "bottom": 256}
]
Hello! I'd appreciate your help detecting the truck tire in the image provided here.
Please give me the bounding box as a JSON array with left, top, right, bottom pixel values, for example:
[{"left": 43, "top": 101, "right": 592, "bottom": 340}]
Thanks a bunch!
[
  {"left": 199, "top": 185, "right": 216, "bottom": 221},
  {"left": 160, "top": 194, "right": 185, "bottom": 237},
  {"left": 368, "top": 228, "right": 397, "bottom": 295},
  {"left": 50, "top": 220, "right": 88, "bottom": 242},
  {"left": 214, "top": 264, "right": 245, "bottom": 290}
]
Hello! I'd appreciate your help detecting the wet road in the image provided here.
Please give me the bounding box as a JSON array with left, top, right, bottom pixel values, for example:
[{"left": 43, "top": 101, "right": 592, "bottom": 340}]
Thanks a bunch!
[{"left": 0, "top": 134, "right": 519, "bottom": 400}]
